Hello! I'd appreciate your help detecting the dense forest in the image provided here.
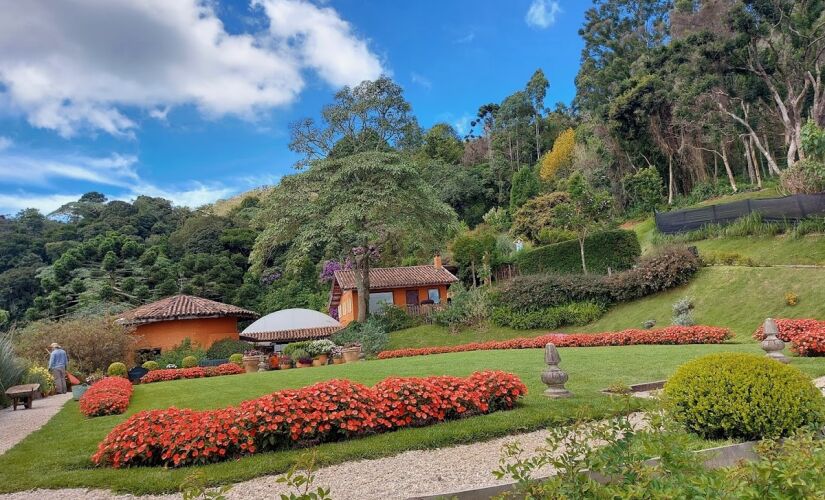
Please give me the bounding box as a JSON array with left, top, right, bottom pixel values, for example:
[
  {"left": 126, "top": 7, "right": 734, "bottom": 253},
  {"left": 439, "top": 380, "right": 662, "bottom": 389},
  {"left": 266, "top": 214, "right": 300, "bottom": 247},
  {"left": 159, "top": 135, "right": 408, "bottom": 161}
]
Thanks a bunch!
[{"left": 2, "top": 0, "right": 825, "bottom": 328}]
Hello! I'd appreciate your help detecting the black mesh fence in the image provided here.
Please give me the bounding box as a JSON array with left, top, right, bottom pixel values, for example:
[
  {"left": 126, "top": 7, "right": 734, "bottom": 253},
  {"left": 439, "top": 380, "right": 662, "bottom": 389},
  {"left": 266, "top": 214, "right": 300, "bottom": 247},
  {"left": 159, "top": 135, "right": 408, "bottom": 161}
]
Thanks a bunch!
[{"left": 654, "top": 193, "right": 825, "bottom": 234}]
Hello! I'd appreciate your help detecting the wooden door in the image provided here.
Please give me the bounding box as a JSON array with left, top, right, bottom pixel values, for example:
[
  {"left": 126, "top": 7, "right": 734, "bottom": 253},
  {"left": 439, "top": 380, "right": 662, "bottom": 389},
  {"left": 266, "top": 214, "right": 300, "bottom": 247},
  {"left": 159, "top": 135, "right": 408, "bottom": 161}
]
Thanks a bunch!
[{"left": 405, "top": 290, "right": 419, "bottom": 306}]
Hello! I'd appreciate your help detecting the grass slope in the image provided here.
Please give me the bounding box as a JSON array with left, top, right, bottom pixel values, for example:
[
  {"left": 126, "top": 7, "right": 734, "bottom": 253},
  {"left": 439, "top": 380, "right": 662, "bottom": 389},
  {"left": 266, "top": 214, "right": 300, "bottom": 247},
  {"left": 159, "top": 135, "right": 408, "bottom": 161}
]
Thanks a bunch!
[
  {"left": 4, "top": 343, "right": 821, "bottom": 494},
  {"left": 390, "top": 266, "right": 825, "bottom": 348}
]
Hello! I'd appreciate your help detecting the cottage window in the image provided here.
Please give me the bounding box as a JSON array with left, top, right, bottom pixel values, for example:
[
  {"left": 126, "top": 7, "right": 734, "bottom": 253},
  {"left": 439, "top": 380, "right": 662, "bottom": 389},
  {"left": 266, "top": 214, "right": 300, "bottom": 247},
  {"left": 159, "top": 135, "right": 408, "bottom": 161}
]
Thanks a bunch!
[
  {"left": 369, "top": 292, "right": 394, "bottom": 313},
  {"left": 428, "top": 288, "right": 440, "bottom": 304}
]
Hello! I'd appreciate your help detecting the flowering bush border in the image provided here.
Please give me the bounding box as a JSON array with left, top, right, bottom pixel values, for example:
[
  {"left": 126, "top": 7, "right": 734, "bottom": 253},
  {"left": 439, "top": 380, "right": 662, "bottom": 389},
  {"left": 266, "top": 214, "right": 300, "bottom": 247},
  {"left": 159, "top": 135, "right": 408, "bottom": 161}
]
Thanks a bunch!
[
  {"left": 92, "top": 371, "right": 526, "bottom": 468},
  {"left": 752, "top": 318, "right": 825, "bottom": 356},
  {"left": 79, "top": 377, "right": 133, "bottom": 417},
  {"left": 140, "top": 363, "right": 244, "bottom": 384},
  {"left": 378, "top": 326, "right": 731, "bottom": 360}
]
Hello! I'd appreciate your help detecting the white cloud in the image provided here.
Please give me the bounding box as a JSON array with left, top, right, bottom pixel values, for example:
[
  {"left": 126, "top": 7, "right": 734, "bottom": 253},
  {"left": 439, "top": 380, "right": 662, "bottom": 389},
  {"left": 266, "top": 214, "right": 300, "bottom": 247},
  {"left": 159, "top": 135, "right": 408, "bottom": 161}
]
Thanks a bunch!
[
  {"left": 133, "top": 182, "right": 238, "bottom": 209},
  {"left": 454, "top": 32, "right": 475, "bottom": 44},
  {"left": 0, "top": 192, "right": 83, "bottom": 215},
  {"left": 0, "top": 136, "right": 11, "bottom": 151},
  {"left": 0, "top": 0, "right": 384, "bottom": 137},
  {"left": 526, "top": 0, "right": 562, "bottom": 29},
  {"left": 410, "top": 72, "right": 432, "bottom": 89},
  {"left": 0, "top": 152, "right": 139, "bottom": 187},
  {"left": 453, "top": 114, "right": 474, "bottom": 136}
]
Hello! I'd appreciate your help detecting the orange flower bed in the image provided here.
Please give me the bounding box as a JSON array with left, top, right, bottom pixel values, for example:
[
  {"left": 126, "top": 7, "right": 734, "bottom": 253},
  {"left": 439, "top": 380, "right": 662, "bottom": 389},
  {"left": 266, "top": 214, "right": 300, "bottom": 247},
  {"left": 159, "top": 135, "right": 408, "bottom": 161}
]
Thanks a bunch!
[
  {"left": 79, "top": 377, "right": 134, "bottom": 417},
  {"left": 377, "top": 326, "right": 731, "bottom": 360},
  {"left": 141, "top": 363, "right": 244, "bottom": 384},
  {"left": 752, "top": 318, "right": 825, "bottom": 356},
  {"left": 92, "top": 371, "right": 526, "bottom": 468}
]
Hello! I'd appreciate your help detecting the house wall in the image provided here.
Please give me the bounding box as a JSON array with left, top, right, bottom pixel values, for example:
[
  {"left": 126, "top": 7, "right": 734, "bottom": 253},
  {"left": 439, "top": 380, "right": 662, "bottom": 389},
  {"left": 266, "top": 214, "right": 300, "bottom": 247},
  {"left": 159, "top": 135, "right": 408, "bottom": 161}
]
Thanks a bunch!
[
  {"left": 337, "top": 285, "right": 450, "bottom": 326},
  {"left": 132, "top": 317, "right": 240, "bottom": 352}
]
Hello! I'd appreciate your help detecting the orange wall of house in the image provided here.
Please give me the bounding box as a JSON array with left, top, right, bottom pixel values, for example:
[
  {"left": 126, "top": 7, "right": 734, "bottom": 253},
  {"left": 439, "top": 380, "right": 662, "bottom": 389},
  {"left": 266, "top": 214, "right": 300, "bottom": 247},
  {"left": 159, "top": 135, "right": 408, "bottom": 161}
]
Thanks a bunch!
[
  {"left": 132, "top": 317, "right": 240, "bottom": 351},
  {"left": 338, "top": 285, "right": 450, "bottom": 326}
]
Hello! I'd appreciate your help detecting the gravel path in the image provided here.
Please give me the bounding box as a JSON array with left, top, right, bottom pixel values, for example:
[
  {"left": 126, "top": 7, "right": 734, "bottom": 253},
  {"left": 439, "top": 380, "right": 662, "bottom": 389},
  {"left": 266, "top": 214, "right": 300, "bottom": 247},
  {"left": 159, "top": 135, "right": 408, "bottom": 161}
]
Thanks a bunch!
[{"left": 0, "top": 392, "right": 72, "bottom": 456}]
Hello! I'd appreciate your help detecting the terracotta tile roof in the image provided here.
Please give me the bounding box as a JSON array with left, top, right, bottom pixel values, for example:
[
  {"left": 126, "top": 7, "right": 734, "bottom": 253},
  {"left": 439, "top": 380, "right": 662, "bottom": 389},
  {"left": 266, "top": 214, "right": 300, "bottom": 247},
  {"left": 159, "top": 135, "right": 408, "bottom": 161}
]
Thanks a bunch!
[
  {"left": 240, "top": 326, "right": 342, "bottom": 343},
  {"left": 118, "top": 295, "right": 259, "bottom": 325},
  {"left": 333, "top": 265, "right": 458, "bottom": 291}
]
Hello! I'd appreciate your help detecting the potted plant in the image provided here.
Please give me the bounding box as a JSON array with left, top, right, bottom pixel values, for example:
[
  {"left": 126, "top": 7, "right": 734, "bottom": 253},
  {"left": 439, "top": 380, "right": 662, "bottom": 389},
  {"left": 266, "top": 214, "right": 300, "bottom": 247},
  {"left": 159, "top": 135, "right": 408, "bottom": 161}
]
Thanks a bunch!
[
  {"left": 278, "top": 354, "right": 293, "bottom": 370},
  {"left": 309, "top": 339, "right": 335, "bottom": 366},
  {"left": 291, "top": 348, "right": 312, "bottom": 368},
  {"left": 242, "top": 349, "right": 263, "bottom": 373},
  {"left": 342, "top": 343, "right": 361, "bottom": 363},
  {"left": 269, "top": 354, "right": 280, "bottom": 369},
  {"left": 331, "top": 346, "right": 345, "bottom": 365}
]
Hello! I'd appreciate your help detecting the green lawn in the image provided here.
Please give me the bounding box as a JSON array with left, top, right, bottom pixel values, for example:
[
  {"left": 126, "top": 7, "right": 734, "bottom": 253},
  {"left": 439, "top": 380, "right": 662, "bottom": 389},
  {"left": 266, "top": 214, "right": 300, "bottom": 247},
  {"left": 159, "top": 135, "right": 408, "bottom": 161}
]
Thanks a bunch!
[
  {"left": 390, "top": 266, "right": 825, "bottom": 348},
  {"left": 4, "top": 343, "right": 821, "bottom": 494}
]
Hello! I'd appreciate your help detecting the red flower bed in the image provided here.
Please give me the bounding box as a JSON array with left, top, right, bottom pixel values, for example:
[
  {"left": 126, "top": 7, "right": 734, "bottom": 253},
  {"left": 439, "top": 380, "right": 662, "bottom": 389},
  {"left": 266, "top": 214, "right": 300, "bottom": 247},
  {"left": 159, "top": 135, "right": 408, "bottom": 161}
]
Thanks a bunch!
[
  {"left": 141, "top": 363, "right": 243, "bottom": 384},
  {"left": 79, "top": 377, "right": 133, "bottom": 417},
  {"left": 752, "top": 318, "right": 825, "bottom": 356},
  {"left": 377, "top": 326, "right": 732, "bottom": 360},
  {"left": 92, "top": 371, "right": 526, "bottom": 468}
]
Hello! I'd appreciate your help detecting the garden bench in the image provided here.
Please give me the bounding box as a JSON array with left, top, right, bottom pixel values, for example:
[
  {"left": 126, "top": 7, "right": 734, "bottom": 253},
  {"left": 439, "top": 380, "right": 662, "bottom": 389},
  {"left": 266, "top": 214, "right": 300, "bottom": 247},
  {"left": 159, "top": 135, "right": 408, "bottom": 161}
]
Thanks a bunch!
[{"left": 4, "top": 383, "right": 40, "bottom": 411}]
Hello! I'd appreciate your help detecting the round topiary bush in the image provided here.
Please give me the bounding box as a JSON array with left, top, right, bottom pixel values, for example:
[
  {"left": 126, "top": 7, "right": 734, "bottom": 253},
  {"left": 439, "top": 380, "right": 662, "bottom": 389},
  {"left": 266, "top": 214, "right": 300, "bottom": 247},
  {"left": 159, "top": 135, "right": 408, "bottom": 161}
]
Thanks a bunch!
[
  {"left": 228, "top": 353, "right": 243, "bottom": 366},
  {"left": 664, "top": 353, "right": 825, "bottom": 440},
  {"left": 107, "top": 362, "right": 127, "bottom": 378},
  {"left": 141, "top": 361, "right": 159, "bottom": 371},
  {"left": 181, "top": 356, "right": 198, "bottom": 368}
]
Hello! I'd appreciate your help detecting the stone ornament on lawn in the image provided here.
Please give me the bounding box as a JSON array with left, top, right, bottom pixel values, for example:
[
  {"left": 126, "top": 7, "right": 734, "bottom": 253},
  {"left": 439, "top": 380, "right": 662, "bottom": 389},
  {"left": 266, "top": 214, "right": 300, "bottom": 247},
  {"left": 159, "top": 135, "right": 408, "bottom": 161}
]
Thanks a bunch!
[
  {"left": 541, "top": 343, "right": 572, "bottom": 398},
  {"left": 761, "top": 318, "right": 790, "bottom": 364}
]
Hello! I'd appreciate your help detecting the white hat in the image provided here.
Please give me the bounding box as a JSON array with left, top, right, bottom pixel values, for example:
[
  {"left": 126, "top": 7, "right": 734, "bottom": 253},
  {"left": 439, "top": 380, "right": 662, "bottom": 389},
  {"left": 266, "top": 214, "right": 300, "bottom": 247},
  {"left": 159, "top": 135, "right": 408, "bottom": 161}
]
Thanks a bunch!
[{"left": 50, "top": 342, "right": 60, "bottom": 348}]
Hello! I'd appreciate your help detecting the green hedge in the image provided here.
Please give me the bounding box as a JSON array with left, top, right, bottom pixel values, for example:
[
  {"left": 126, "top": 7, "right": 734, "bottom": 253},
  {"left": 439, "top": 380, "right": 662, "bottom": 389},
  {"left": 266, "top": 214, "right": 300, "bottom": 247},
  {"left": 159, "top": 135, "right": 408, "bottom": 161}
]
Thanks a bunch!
[
  {"left": 515, "top": 230, "right": 641, "bottom": 275},
  {"left": 491, "top": 302, "right": 606, "bottom": 330}
]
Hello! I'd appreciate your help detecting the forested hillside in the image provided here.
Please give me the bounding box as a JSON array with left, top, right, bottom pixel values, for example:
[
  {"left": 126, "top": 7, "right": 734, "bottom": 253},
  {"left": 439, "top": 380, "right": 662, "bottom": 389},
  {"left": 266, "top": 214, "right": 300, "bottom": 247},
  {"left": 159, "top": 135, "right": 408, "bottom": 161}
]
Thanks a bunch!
[{"left": 2, "top": 0, "right": 824, "bottom": 330}]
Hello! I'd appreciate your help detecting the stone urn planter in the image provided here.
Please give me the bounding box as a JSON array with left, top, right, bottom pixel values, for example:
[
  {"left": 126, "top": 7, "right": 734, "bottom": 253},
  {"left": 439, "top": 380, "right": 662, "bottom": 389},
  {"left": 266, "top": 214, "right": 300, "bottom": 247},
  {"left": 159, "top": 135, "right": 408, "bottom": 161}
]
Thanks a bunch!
[
  {"left": 242, "top": 355, "right": 260, "bottom": 374},
  {"left": 296, "top": 360, "right": 313, "bottom": 368},
  {"left": 342, "top": 346, "right": 361, "bottom": 363},
  {"left": 71, "top": 384, "right": 89, "bottom": 401},
  {"left": 279, "top": 360, "right": 292, "bottom": 370}
]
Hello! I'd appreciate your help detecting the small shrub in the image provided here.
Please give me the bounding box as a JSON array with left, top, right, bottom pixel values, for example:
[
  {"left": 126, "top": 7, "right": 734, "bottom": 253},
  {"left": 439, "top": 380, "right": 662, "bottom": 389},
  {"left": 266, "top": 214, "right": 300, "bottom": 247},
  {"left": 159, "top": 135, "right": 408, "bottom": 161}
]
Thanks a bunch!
[
  {"left": 26, "top": 365, "right": 55, "bottom": 396},
  {"left": 181, "top": 356, "right": 198, "bottom": 368},
  {"left": 107, "top": 362, "right": 127, "bottom": 378},
  {"left": 785, "top": 291, "right": 799, "bottom": 306},
  {"left": 290, "top": 349, "right": 311, "bottom": 364},
  {"left": 430, "top": 283, "right": 491, "bottom": 332},
  {"left": 308, "top": 339, "right": 336, "bottom": 356},
  {"left": 141, "top": 361, "right": 159, "bottom": 371},
  {"left": 671, "top": 296, "right": 695, "bottom": 326},
  {"left": 228, "top": 353, "right": 243, "bottom": 366},
  {"left": 282, "top": 341, "right": 311, "bottom": 358},
  {"left": 331, "top": 317, "right": 388, "bottom": 356},
  {"left": 373, "top": 305, "right": 421, "bottom": 332},
  {"left": 642, "top": 319, "right": 656, "bottom": 329},
  {"left": 205, "top": 339, "right": 254, "bottom": 360},
  {"left": 605, "top": 381, "right": 633, "bottom": 395},
  {"left": 702, "top": 251, "right": 758, "bottom": 267},
  {"left": 664, "top": 353, "right": 825, "bottom": 440}
]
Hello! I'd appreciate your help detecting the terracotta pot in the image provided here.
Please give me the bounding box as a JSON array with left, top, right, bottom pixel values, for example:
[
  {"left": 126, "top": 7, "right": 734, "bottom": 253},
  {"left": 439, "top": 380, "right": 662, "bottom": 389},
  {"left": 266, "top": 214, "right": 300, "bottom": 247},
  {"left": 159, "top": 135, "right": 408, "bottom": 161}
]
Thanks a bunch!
[
  {"left": 333, "top": 357, "right": 345, "bottom": 365},
  {"left": 242, "top": 356, "right": 260, "bottom": 374},
  {"left": 342, "top": 347, "right": 361, "bottom": 363},
  {"left": 279, "top": 363, "right": 292, "bottom": 370},
  {"left": 297, "top": 361, "right": 312, "bottom": 368},
  {"left": 269, "top": 356, "right": 280, "bottom": 369},
  {"left": 311, "top": 358, "right": 324, "bottom": 367},
  {"left": 315, "top": 354, "right": 329, "bottom": 365}
]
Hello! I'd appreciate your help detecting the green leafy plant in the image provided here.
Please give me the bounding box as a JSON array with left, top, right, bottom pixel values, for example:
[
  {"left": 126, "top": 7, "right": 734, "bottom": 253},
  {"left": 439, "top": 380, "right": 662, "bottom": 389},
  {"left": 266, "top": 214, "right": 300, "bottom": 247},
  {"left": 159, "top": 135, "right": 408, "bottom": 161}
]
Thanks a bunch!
[
  {"left": 330, "top": 317, "right": 388, "bottom": 356},
  {"left": 181, "top": 356, "right": 198, "bottom": 368},
  {"left": 671, "top": 296, "right": 695, "bottom": 326},
  {"left": 491, "top": 302, "right": 605, "bottom": 330},
  {"left": 107, "top": 362, "right": 127, "bottom": 378},
  {"left": 154, "top": 338, "right": 207, "bottom": 368},
  {"left": 141, "top": 361, "right": 159, "bottom": 371},
  {"left": 307, "top": 339, "right": 336, "bottom": 356},
  {"left": 664, "top": 353, "right": 825, "bottom": 440},
  {"left": 276, "top": 451, "right": 331, "bottom": 500},
  {"left": 290, "top": 349, "right": 311, "bottom": 364},
  {"left": 785, "top": 291, "right": 799, "bottom": 306},
  {"left": 26, "top": 365, "right": 55, "bottom": 395},
  {"left": 228, "top": 353, "right": 243, "bottom": 366},
  {"left": 516, "top": 229, "right": 641, "bottom": 275},
  {"left": 430, "top": 283, "right": 491, "bottom": 332},
  {"left": 180, "top": 471, "right": 231, "bottom": 500},
  {"left": 205, "top": 339, "right": 255, "bottom": 360},
  {"left": 0, "top": 332, "right": 26, "bottom": 408}
]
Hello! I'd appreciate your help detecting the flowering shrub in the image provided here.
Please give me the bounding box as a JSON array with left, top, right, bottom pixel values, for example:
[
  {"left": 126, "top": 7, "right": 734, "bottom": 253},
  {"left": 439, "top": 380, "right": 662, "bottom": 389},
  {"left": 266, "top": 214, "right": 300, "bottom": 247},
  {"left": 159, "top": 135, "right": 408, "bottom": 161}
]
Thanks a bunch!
[
  {"left": 79, "top": 377, "right": 133, "bottom": 417},
  {"left": 140, "top": 364, "right": 243, "bottom": 384},
  {"left": 752, "top": 318, "right": 825, "bottom": 356},
  {"left": 92, "top": 371, "right": 526, "bottom": 468},
  {"left": 377, "top": 326, "right": 731, "bottom": 359}
]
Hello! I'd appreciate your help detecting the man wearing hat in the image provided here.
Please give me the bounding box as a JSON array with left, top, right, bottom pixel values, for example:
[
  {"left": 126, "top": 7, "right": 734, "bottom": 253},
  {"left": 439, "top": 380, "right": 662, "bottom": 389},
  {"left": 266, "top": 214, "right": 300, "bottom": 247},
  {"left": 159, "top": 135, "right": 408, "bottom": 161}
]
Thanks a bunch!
[{"left": 48, "top": 343, "right": 69, "bottom": 394}]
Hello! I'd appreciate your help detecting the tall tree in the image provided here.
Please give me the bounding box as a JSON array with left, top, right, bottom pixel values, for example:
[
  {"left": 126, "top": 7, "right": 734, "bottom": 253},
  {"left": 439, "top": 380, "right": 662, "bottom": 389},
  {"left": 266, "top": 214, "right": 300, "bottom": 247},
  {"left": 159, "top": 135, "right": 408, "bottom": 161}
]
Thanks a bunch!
[
  {"left": 251, "top": 152, "right": 458, "bottom": 322},
  {"left": 526, "top": 69, "right": 550, "bottom": 159},
  {"left": 288, "top": 76, "right": 420, "bottom": 168}
]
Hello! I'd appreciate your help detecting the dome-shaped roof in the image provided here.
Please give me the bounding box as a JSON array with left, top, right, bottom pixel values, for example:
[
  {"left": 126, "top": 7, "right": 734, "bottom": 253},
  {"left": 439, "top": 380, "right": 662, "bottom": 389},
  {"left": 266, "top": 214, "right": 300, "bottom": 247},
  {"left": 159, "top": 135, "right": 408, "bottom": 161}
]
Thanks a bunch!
[{"left": 240, "top": 308, "right": 342, "bottom": 343}]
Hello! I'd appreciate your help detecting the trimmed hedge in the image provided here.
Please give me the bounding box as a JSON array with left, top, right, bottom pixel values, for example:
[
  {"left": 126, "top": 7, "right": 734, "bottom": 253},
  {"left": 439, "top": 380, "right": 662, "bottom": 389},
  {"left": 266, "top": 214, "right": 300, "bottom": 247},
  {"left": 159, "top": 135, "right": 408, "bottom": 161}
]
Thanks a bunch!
[
  {"left": 140, "top": 364, "right": 244, "bottom": 384},
  {"left": 92, "top": 371, "right": 527, "bottom": 468},
  {"left": 516, "top": 230, "right": 641, "bottom": 275},
  {"left": 491, "top": 302, "right": 605, "bottom": 330},
  {"left": 665, "top": 353, "right": 825, "bottom": 440},
  {"left": 500, "top": 246, "right": 699, "bottom": 312}
]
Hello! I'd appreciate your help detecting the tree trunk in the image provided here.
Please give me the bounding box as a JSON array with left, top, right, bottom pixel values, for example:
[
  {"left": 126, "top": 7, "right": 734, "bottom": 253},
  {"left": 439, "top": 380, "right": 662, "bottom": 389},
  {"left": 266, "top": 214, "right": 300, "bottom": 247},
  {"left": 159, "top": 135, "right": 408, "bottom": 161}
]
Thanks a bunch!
[
  {"left": 578, "top": 236, "right": 588, "bottom": 275},
  {"left": 742, "top": 137, "right": 755, "bottom": 183},
  {"left": 667, "top": 156, "right": 674, "bottom": 205},
  {"left": 749, "top": 135, "right": 762, "bottom": 188},
  {"left": 354, "top": 255, "right": 370, "bottom": 323},
  {"left": 534, "top": 114, "right": 541, "bottom": 160},
  {"left": 470, "top": 260, "right": 477, "bottom": 288},
  {"left": 720, "top": 142, "right": 737, "bottom": 192}
]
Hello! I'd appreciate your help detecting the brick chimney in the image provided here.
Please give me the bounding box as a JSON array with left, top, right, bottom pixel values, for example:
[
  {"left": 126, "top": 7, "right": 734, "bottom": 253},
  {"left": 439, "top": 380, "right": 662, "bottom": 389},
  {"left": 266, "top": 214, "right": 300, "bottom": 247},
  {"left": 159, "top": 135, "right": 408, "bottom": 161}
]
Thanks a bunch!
[{"left": 433, "top": 254, "right": 443, "bottom": 268}]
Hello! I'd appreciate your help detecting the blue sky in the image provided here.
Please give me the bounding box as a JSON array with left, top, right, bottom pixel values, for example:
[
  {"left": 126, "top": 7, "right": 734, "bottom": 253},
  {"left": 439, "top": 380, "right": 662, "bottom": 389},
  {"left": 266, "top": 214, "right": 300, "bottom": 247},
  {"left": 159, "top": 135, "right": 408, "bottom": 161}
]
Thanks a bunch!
[{"left": 0, "top": 0, "right": 587, "bottom": 216}]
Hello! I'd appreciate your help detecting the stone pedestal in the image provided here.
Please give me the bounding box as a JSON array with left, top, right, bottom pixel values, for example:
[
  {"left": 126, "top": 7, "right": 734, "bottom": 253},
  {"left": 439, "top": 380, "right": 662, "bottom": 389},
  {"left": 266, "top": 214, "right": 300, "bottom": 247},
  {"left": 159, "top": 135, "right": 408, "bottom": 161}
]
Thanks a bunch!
[
  {"left": 761, "top": 318, "right": 790, "bottom": 364},
  {"left": 257, "top": 355, "right": 269, "bottom": 372},
  {"left": 541, "top": 343, "right": 571, "bottom": 398}
]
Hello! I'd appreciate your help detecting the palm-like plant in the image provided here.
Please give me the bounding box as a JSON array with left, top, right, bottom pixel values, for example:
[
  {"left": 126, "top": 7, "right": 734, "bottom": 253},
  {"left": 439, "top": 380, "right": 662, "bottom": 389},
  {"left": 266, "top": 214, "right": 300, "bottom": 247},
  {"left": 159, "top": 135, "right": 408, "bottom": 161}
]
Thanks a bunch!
[{"left": 0, "top": 332, "right": 26, "bottom": 407}]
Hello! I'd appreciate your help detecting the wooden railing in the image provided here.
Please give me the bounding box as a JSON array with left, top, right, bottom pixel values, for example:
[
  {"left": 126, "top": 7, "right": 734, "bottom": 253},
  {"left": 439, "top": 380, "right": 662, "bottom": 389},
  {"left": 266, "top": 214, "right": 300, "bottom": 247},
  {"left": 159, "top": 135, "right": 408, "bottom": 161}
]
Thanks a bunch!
[{"left": 399, "top": 303, "right": 447, "bottom": 317}]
